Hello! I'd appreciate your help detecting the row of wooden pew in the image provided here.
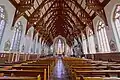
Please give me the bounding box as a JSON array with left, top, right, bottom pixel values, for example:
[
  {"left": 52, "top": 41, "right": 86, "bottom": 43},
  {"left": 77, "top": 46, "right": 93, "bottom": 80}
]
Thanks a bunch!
[
  {"left": 63, "top": 57, "right": 120, "bottom": 80},
  {"left": 0, "top": 56, "right": 56, "bottom": 80}
]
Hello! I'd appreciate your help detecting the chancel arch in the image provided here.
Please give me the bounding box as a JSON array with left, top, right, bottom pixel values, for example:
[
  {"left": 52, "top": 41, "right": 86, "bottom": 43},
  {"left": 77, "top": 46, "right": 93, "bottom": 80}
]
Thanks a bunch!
[{"left": 53, "top": 35, "right": 67, "bottom": 55}]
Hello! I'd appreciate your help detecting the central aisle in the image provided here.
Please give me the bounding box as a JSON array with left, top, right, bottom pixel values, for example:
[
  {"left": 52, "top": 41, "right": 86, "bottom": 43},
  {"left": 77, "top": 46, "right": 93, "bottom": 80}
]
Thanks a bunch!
[{"left": 50, "top": 57, "right": 71, "bottom": 80}]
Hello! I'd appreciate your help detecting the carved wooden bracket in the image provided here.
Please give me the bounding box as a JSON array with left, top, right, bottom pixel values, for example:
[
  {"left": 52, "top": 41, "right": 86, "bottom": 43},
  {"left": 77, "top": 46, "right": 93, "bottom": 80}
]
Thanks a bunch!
[
  {"left": 86, "top": 0, "right": 109, "bottom": 26},
  {"left": 12, "top": 0, "right": 34, "bottom": 27}
]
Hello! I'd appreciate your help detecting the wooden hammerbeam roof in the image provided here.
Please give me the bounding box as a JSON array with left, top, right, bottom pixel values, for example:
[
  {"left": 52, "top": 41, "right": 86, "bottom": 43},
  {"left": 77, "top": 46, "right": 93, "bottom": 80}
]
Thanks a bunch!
[{"left": 9, "top": 0, "right": 110, "bottom": 46}]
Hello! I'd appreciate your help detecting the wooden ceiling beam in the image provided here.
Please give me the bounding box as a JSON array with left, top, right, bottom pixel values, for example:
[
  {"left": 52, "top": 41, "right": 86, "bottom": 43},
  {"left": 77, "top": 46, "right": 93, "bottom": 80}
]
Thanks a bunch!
[
  {"left": 102, "top": 0, "right": 111, "bottom": 7},
  {"left": 35, "top": 1, "right": 57, "bottom": 27},
  {"left": 71, "top": 0, "right": 92, "bottom": 24},
  {"left": 26, "top": 0, "right": 56, "bottom": 34},
  {"left": 36, "top": 0, "right": 40, "bottom": 5},
  {"left": 9, "top": 0, "right": 18, "bottom": 7},
  {"left": 86, "top": 0, "right": 110, "bottom": 26},
  {"left": 64, "top": 1, "right": 86, "bottom": 29},
  {"left": 10, "top": 0, "right": 34, "bottom": 27},
  {"left": 42, "top": 12, "right": 55, "bottom": 28}
]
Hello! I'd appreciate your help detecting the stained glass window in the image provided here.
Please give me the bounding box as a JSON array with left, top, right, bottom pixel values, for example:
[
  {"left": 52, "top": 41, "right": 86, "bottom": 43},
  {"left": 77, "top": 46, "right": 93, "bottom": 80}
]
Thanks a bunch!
[
  {"left": 96, "top": 21, "right": 110, "bottom": 52},
  {"left": 10, "top": 21, "right": 23, "bottom": 52},
  {"left": 113, "top": 5, "right": 120, "bottom": 48},
  {"left": 0, "top": 6, "right": 6, "bottom": 44}
]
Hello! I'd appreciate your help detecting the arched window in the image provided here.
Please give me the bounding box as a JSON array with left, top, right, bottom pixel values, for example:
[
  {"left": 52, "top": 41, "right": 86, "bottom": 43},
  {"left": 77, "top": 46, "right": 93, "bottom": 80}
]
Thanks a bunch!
[
  {"left": 87, "top": 28, "right": 96, "bottom": 53},
  {"left": 0, "top": 6, "right": 6, "bottom": 44},
  {"left": 114, "top": 5, "right": 120, "bottom": 39},
  {"left": 82, "top": 33, "right": 88, "bottom": 54},
  {"left": 10, "top": 21, "right": 23, "bottom": 52},
  {"left": 96, "top": 21, "right": 110, "bottom": 52},
  {"left": 113, "top": 5, "right": 120, "bottom": 51}
]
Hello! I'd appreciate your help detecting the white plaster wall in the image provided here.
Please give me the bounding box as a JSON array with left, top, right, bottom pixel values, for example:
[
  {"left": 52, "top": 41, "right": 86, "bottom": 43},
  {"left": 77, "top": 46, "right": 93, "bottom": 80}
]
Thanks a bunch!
[
  {"left": 24, "top": 35, "right": 29, "bottom": 53},
  {"left": 34, "top": 33, "right": 38, "bottom": 53},
  {"left": 30, "top": 32, "right": 40, "bottom": 54},
  {"left": 44, "top": 45, "right": 49, "bottom": 55},
  {"left": 24, "top": 35, "right": 31, "bottom": 53},
  {"left": 38, "top": 37, "right": 42, "bottom": 54},
  {"left": 0, "top": 0, "right": 15, "bottom": 51},
  {"left": 38, "top": 42, "right": 41, "bottom": 54},
  {"left": 30, "top": 39, "right": 34, "bottom": 54}
]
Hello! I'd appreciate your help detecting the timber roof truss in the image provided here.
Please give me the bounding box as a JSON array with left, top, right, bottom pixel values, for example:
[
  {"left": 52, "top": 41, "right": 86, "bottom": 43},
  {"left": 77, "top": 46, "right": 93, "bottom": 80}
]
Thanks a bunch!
[{"left": 9, "top": 0, "right": 110, "bottom": 46}]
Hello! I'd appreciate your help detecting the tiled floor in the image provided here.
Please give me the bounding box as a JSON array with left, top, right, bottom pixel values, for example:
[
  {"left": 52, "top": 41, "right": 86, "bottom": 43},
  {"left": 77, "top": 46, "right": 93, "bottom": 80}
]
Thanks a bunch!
[{"left": 50, "top": 57, "right": 71, "bottom": 80}]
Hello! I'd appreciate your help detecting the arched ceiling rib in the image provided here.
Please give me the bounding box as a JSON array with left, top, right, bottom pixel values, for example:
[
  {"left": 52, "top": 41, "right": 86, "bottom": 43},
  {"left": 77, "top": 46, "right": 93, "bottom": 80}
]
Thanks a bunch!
[{"left": 10, "top": 0, "right": 110, "bottom": 47}]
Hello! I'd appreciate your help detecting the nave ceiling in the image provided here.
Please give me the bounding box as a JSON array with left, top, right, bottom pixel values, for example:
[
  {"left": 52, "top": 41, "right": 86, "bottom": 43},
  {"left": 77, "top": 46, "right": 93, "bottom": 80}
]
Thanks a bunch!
[{"left": 9, "top": 0, "right": 110, "bottom": 47}]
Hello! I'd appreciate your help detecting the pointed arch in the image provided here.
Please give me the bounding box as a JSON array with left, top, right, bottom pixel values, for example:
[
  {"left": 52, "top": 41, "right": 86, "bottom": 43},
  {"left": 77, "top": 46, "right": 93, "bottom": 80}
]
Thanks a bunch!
[
  {"left": 112, "top": 4, "right": 120, "bottom": 51},
  {"left": 10, "top": 21, "right": 23, "bottom": 52},
  {"left": 53, "top": 35, "right": 67, "bottom": 55},
  {"left": 96, "top": 20, "right": 110, "bottom": 52}
]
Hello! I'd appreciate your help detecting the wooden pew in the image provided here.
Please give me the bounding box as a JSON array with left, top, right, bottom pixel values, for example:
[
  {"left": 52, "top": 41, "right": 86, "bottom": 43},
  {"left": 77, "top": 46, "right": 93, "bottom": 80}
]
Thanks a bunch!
[
  {"left": 71, "top": 66, "right": 108, "bottom": 71},
  {"left": 0, "top": 64, "right": 13, "bottom": 66},
  {"left": 109, "top": 66, "right": 120, "bottom": 70},
  {"left": 12, "top": 66, "right": 48, "bottom": 70},
  {"left": 19, "top": 57, "right": 55, "bottom": 79},
  {"left": 76, "top": 77, "right": 120, "bottom": 80},
  {"left": 21, "top": 59, "right": 55, "bottom": 78},
  {"left": 0, "top": 55, "right": 55, "bottom": 80},
  {"left": 0, "top": 77, "right": 37, "bottom": 80},
  {"left": 12, "top": 65, "right": 48, "bottom": 79},
  {"left": 0, "top": 61, "right": 55, "bottom": 80},
  {"left": 0, "top": 69, "right": 45, "bottom": 80},
  {"left": 21, "top": 63, "right": 51, "bottom": 78},
  {"left": 74, "top": 70, "right": 120, "bottom": 79},
  {"left": 62, "top": 57, "right": 120, "bottom": 80}
]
